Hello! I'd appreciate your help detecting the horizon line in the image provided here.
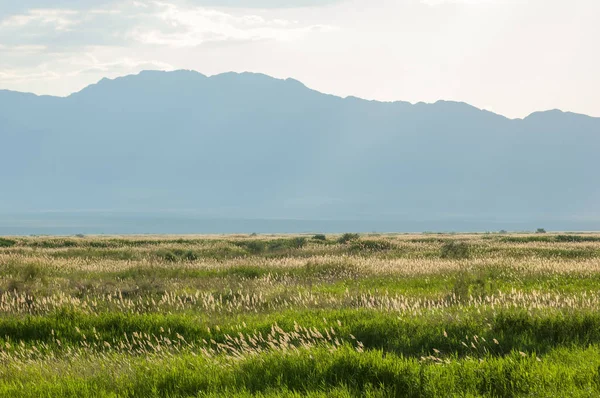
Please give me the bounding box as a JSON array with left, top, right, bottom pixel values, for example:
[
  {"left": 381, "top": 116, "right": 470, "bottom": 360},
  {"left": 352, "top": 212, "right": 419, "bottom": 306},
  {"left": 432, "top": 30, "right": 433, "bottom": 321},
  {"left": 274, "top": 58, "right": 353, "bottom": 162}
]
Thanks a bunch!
[{"left": 1, "top": 68, "right": 598, "bottom": 121}]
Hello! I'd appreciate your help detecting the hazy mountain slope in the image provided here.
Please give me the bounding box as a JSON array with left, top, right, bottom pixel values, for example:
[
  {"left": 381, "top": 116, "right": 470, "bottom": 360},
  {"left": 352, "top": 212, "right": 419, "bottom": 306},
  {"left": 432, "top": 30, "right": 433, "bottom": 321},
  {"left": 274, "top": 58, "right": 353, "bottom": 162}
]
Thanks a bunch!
[{"left": 1, "top": 70, "right": 599, "bottom": 223}]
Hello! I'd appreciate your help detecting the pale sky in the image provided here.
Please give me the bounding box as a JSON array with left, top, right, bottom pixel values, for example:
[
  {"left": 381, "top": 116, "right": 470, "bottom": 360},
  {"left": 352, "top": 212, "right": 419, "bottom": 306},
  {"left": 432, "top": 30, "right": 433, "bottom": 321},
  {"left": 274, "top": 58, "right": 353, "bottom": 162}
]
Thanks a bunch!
[{"left": 1, "top": 0, "right": 598, "bottom": 118}]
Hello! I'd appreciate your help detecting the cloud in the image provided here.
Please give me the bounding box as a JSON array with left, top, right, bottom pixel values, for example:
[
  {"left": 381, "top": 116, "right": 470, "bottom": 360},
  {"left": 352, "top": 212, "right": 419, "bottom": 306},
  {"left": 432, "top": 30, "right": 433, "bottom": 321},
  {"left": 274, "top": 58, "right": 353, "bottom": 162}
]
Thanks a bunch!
[
  {"left": 0, "top": 9, "right": 93, "bottom": 50},
  {"left": 0, "top": 1, "right": 337, "bottom": 50},
  {"left": 0, "top": 70, "right": 61, "bottom": 84},
  {"left": 0, "top": 0, "right": 344, "bottom": 16},
  {"left": 129, "top": 2, "right": 337, "bottom": 47},
  {"left": 1, "top": 9, "right": 80, "bottom": 31},
  {"left": 63, "top": 56, "right": 175, "bottom": 77},
  {"left": 0, "top": 51, "right": 174, "bottom": 89},
  {"left": 0, "top": 45, "right": 48, "bottom": 54}
]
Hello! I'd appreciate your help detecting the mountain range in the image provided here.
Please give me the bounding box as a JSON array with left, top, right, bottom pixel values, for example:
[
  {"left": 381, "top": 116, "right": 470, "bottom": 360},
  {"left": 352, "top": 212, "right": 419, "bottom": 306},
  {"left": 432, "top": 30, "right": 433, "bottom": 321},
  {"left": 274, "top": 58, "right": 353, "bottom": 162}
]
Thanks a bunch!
[{"left": 1, "top": 70, "right": 599, "bottom": 232}]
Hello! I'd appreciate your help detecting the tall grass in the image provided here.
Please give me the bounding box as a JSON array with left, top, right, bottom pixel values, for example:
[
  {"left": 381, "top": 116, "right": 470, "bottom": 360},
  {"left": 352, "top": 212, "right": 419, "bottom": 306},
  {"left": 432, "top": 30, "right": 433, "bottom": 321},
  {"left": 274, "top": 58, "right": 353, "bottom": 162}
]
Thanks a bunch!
[{"left": 1, "top": 233, "right": 600, "bottom": 396}]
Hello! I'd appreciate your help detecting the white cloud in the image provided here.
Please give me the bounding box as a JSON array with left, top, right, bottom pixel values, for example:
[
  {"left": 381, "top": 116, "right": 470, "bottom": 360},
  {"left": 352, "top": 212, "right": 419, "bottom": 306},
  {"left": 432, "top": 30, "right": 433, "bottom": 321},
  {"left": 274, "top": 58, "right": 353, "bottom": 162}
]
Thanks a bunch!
[
  {"left": 0, "top": 1, "right": 337, "bottom": 49},
  {"left": 0, "top": 49, "right": 174, "bottom": 93},
  {"left": 128, "top": 2, "right": 337, "bottom": 47},
  {"left": 63, "top": 56, "right": 175, "bottom": 77},
  {"left": 0, "top": 70, "right": 61, "bottom": 84},
  {"left": 89, "top": 9, "right": 123, "bottom": 15},
  {"left": 0, "top": 44, "right": 48, "bottom": 53},
  {"left": 1, "top": 9, "right": 80, "bottom": 32}
]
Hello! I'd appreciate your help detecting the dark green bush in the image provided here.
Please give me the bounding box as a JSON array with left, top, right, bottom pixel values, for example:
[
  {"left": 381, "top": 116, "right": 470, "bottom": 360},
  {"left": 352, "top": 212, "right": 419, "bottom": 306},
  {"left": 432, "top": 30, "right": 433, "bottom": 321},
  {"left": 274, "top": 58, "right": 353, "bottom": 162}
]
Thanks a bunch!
[
  {"left": 158, "top": 249, "right": 199, "bottom": 262},
  {"left": 501, "top": 236, "right": 554, "bottom": 243},
  {"left": 266, "top": 238, "right": 307, "bottom": 251},
  {"left": 28, "top": 239, "right": 79, "bottom": 248},
  {"left": 409, "top": 237, "right": 448, "bottom": 243},
  {"left": 555, "top": 235, "right": 600, "bottom": 243},
  {"left": 162, "top": 252, "right": 179, "bottom": 262},
  {"left": 183, "top": 250, "right": 198, "bottom": 261},
  {"left": 312, "top": 234, "right": 327, "bottom": 241},
  {"left": 291, "top": 237, "right": 307, "bottom": 249},
  {"left": 232, "top": 240, "right": 265, "bottom": 254},
  {"left": 235, "top": 238, "right": 307, "bottom": 254},
  {"left": 350, "top": 239, "right": 394, "bottom": 252},
  {"left": 266, "top": 240, "right": 287, "bottom": 251},
  {"left": 0, "top": 238, "right": 16, "bottom": 247},
  {"left": 338, "top": 233, "right": 360, "bottom": 244},
  {"left": 440, "top": 241, "right": 470, "bottom": 259}
]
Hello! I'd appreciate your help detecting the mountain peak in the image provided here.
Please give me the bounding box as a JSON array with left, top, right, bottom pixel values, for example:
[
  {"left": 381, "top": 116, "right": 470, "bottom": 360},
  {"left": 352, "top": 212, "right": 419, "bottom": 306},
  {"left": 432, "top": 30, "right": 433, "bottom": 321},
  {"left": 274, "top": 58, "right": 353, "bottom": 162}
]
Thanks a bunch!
[
  {"left": 524, "top": 108, "right": 598, "bottom": 122},
  {"left": 70, "top": 69, "right": 208, "bottom": 98},
  {"left": 1, "top": 70, "right": 599, "bottom": 226},
  {"left": 525, "top": 109, "right": 564, "bottom": 119},
  {"left": 3, "top": 69, "right": 595, "bottom": 122}
]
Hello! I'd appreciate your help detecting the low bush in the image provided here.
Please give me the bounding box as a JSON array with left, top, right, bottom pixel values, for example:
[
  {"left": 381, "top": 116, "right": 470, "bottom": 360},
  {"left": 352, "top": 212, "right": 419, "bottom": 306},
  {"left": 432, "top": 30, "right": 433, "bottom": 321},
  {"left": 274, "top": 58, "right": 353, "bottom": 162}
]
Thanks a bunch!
[
  {"left": 158, "top": 249, "right": 199, "bottom": 262},
  {"left": 350, "top": 239, "right": 394, "bottom": 253},
  {"left": 338, "top": 233, "right": 360, "bottom": 244},
  {"left": 440, "top": 241, "right": 470, "bottom": 259},
  {"left": 0, "top": 238, "right": 16, "bottom": 247}
]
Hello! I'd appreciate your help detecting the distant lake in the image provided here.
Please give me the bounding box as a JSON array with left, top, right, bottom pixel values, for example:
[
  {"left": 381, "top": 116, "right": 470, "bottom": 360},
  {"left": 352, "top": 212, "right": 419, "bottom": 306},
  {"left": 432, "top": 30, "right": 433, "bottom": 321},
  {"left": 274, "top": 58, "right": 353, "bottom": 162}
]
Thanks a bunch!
[{"left": 1, "top": 212, "right": 599, "bottom": 235}]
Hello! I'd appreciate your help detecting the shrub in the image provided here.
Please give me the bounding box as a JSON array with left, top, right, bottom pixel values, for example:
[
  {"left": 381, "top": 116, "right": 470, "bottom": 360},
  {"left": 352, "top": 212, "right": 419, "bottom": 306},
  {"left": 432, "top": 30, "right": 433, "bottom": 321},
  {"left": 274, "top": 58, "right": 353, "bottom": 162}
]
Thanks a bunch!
[
  {"left": 555, "top": 235, "right": 600, "bottom": 243},
  {"left": 29, "top": 239, "right": 78, "bottom": 248},
  {"left": 231, "top": 240, "right": 266, "bottom": 254},
  {"left": 236, "top": 239, "right": 308, "bottom": 254},
  {"left": 501, "top": 236, "right": 553, "bottom": 243},
  {"left": 162, "top": 251, "right": 179, "bottom": 262},
  {"left": 440, "top": 241, "right": 470, "bottom": 259},
  {"left": 312, "top": 234, "right": 327, "bottom": 241},
  {"left": 290, "top": 237, "right": 307, "bottom": 249},
  {"left": 536, "top": 228, "right": 547, "bottom": 234},
  {"left": 158, "top": 249, "right": 199, "bottom": 262},
  {"left": 0, "top": 238, "right": 16, "bottom": 247},
  {"left": 266, "top": 238, "right": 307, "bottom": 251},
  {"left": 337, "top": 233, "right": 360, "bottom": 244},
  {"left": 183, "top": 250, "right": 199, "bottom": 261},
  {"left": 350, "top": 239, "right": 394, "bottom": 252}
]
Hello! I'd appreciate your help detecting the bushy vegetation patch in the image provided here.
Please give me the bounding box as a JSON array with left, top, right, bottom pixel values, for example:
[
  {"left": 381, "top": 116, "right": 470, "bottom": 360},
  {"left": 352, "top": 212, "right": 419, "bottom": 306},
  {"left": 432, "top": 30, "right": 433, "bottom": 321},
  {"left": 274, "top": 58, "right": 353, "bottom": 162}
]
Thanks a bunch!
[
  {"left": 440, "top": 241, "right": 470, "bottom": 259},
  {"left": 0, "top": 238, "right": 16, "bottom": 247}
]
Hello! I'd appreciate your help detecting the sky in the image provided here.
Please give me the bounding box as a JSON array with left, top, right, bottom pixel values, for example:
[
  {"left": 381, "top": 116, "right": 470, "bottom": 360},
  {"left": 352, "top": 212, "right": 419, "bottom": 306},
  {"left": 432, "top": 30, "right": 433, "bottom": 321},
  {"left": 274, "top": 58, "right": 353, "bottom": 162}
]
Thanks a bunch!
[{"left": 0, "top": 0, "right": 598, "bottom": 119}]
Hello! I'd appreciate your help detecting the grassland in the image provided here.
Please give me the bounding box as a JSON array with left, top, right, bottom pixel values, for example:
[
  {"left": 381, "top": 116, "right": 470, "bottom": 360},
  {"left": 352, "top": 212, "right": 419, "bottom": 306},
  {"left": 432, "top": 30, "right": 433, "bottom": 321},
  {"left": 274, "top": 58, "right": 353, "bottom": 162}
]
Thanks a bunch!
[{"left": 2, "top": 233, "right": 600, "bottom": 397}]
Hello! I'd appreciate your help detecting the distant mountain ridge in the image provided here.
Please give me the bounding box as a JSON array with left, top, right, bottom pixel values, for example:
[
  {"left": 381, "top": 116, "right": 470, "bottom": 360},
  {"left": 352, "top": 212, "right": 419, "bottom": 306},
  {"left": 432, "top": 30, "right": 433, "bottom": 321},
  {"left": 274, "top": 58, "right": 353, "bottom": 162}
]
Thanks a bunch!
[
  {"left": 3, "top": 70, "right": 596, "bottom": 120},
  {"left": 1, "top": 70, "right": 599, "bottom": 228}
]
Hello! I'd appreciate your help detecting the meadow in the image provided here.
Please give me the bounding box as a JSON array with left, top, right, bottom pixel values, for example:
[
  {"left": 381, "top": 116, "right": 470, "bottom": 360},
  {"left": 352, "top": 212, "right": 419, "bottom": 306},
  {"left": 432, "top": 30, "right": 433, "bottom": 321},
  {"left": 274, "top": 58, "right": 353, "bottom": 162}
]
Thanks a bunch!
[{"left": 1, "top": 233, "right": 600, "bottom": 397}]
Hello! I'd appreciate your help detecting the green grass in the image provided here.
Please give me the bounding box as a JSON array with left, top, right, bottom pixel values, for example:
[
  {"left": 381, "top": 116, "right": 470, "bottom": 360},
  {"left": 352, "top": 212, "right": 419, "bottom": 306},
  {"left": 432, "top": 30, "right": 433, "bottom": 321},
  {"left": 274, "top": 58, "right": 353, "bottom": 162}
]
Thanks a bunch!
[
  {"left": 2, "top": 233, "right": 600, "bottom": 396},
  {"left": 3, "top": 308, "right": 600, "bottom": 357},
  {"left": 3, "top": 346, "right": 600, "bottom": 397}
]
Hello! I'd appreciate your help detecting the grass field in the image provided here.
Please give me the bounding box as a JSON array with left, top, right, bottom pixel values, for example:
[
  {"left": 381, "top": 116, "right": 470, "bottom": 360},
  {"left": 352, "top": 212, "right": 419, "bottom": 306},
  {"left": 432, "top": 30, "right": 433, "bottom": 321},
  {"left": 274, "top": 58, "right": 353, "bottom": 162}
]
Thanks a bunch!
[{"left": 2, "top": 233, "right": 600, "bottom": 397}]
